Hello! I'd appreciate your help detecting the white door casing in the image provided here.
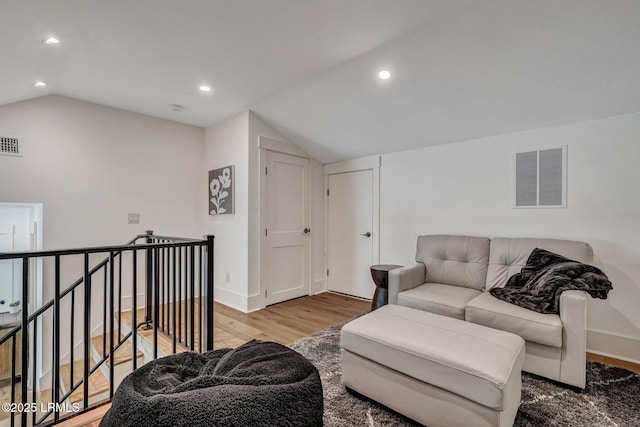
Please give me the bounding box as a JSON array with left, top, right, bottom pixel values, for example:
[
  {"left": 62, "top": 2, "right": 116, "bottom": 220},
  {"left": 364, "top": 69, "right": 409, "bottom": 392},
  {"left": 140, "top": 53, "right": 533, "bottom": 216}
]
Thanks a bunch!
[
  {"left": 326, "top": 170, "right": 375, "bottom": 299},
  {"left": 263, "top": 150, "right": 311, "bottom": 305}
]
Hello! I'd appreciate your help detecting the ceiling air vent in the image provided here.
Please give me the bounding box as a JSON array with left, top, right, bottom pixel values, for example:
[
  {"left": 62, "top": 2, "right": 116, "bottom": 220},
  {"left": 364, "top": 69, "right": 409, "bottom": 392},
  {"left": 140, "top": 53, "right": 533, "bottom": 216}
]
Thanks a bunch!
[{"left": 0, "top": 136, "right": 20, "bottom": 157}]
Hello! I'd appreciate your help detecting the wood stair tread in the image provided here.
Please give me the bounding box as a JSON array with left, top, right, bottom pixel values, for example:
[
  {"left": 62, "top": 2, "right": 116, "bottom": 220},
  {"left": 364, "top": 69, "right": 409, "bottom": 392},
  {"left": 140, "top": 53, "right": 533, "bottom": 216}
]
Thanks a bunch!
[
  {"left": 116, "top": 308, "right": 192, "bottom": 356},
  {"left": 90, "top": 333, "right": 143, "bottom": 367},
  {"left": 136, "top": 326, "right": 190, "bottom": 356},
  {"left": 60, "top": 360, "right": 109, "bottom": 404}
]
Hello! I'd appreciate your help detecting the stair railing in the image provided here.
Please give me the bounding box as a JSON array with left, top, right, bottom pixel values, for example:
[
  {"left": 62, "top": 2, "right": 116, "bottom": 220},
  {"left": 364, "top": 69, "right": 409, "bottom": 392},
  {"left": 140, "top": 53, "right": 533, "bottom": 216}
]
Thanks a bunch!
[{"left": 0, "top": 231, "right": 214, "bottom": 426}]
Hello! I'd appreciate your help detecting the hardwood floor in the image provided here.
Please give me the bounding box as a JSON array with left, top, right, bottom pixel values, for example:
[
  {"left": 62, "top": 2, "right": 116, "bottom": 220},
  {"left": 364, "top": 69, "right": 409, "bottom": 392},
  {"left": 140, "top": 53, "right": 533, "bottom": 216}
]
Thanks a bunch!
[
  {"left": 587, "top": 352, "right": 640, "bottom": 374},
  {"left": 213, "top": 292, "right": 370, "bottom": 348}
]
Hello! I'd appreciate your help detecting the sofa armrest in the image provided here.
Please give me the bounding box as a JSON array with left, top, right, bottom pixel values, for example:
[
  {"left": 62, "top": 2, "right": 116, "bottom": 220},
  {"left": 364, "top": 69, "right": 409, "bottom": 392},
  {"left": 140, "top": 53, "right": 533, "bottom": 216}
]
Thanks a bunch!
[
  {"left": 388, "top": 263, "right": 426, "bottom": 304},
  {"left": 559, "top": 290, "right": 587, "bottom": 389}
]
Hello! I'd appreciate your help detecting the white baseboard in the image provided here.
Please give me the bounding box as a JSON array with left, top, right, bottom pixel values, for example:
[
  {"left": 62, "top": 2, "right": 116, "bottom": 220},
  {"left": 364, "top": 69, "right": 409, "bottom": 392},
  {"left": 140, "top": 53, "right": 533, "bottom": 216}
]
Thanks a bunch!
[
  {"left": 311, "top": 279, "right": 325, "bottom": 295},
  {"left": 214, "top": 287, "right": 249, "bottom": 312},
  {"left": 246, "top": 294, "right": 264, "bottom": 313},
  {"left": 587, "top": 329, "right": 640, "bottom": 364},
  {"left": 224, "top": 281, "right": 328, "bottom": 313}
]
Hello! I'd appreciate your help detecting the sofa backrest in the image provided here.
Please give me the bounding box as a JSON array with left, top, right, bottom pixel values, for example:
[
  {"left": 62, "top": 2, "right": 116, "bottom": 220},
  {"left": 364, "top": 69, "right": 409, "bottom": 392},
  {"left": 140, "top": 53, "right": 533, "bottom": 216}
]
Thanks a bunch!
[
  {"left": 486, "top": 237, "right": 594, "bottom": 290},
  {"left": 416, "top": 235, "right": 490, "bottom": 290}
]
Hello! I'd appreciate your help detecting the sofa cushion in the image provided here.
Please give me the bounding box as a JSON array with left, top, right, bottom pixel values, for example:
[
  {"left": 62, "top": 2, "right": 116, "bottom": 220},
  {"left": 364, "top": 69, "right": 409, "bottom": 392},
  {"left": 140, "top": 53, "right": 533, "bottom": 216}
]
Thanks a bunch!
[
  {"left": 465, "top": 292, "right": 563, "bottom": 347},
  {"left": 341, "top": 305, "right": 525, "bottom": 411},
  {"left": 485, "top": 238, "right": 593, "bottom": 290},
  {"left": 416, "top": 235, "right": 490, "bottom": 290},
  {"left": 398, "top": 283, "right": 482, "bottom": 320}
]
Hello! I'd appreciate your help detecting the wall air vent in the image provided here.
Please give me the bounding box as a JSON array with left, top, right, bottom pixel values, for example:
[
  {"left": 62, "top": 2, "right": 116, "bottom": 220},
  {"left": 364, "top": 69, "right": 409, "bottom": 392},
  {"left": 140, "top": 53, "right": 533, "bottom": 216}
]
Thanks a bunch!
[
  {"left": 514, "top": 146, "right": 567, "bottom": 208},
  {"left": 0, "top": 136, "right": 21, "bottom": 157}
]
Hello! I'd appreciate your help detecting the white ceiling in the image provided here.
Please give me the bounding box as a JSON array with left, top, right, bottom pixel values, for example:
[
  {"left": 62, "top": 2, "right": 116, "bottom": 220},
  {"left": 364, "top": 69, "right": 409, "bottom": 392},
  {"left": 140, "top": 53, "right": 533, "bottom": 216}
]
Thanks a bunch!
[{"left": 3, "top": 0, "right": 640, "bottom": 163}]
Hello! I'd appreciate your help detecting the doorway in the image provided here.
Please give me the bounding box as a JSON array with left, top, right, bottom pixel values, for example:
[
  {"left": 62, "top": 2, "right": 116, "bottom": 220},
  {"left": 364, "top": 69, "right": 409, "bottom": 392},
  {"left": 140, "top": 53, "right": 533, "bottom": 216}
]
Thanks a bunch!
[
  {"left": 262, "top": 150, "right": 311, "bottom": 305},
  {"left": 0, "top": 203, "right": 42, "bottom": 314},
  {"left": 326, "top": 165, "right": 379, "bottom": 299}
]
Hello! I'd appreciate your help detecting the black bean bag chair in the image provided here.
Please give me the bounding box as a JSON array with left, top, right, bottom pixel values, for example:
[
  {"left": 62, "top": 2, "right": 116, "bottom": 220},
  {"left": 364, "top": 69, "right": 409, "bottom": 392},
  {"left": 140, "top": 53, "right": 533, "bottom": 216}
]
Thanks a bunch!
[{"left": 100, "top": 340, "right": 323, "bottom": 427}]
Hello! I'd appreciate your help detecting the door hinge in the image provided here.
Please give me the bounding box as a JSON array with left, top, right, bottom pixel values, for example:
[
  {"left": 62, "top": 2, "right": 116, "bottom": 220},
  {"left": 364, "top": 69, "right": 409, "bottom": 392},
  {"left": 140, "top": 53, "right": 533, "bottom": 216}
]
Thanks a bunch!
[
  {"left": 327, "top": 269, "right": 329, "bottom": 276},
  {"left": 327, "top": 189, "right": 330, "bottom": 196},
  {"left": 265, "top": 167, "right": 268, "bottom": 175},
  {"left": 265, "top": 228, "right": 268, "bottom": 237},
  {"left": 265, "top": 289, "right": 268, "bottom": 297}
]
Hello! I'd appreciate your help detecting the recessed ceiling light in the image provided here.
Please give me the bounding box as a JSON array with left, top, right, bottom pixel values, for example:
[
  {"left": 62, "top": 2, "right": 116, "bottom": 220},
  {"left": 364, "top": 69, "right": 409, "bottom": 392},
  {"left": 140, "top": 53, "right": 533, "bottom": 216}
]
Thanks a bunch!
[
  {"left": 45, "top": 37, "right": 60, "bottom": 45},
  {"left": 34, "top": 81, "right": 46, "bottom": 87},
  {"left": 378, "top": 70, "right": 391, "bottom": 80},
  {"left": 199, "top": 85, "right": 212, "bottom": 92}
]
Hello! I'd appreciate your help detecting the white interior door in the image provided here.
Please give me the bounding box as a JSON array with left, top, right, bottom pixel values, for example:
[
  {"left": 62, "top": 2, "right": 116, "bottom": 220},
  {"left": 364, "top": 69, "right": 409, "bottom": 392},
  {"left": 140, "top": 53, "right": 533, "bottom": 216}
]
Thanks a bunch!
[
  {"left": 0, "top": 224, "right": 16, "bottom": 313},
  {"left": 327, "top": 170, "right": 374, "bottom": 299},
  {"left": 264, "top": 151, "right": 310, "bottom": 305}
]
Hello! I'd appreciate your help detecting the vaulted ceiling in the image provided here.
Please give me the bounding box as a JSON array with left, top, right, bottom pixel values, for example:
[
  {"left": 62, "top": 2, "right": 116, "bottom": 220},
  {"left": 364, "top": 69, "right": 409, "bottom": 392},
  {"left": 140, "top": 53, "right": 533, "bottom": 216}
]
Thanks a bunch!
[{"left": 3, "top": 0, "right": 640, "bottom": 163}]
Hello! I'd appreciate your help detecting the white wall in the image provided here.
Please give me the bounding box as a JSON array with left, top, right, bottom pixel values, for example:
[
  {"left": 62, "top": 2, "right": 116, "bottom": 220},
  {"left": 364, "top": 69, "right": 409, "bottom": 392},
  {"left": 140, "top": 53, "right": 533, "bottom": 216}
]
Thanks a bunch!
[
  {"left": 0, "top": 95, "right": 205, "bottom": 247},
  {"left": 204, "top": 112, "right": 250, "bottom": 310},
  {"left": 379, "top": 112, "right": 640, "bottom": 361},
  {"left": 0, "top": 94, "right": 205, "bottom": 379}
]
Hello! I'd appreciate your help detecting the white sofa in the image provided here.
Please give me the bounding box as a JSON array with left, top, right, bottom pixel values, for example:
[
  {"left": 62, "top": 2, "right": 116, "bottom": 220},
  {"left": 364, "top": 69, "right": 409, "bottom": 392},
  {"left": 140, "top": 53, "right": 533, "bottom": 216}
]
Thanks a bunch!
[{"left": 388, "top": 235, "right": 593, "bottom": 389}]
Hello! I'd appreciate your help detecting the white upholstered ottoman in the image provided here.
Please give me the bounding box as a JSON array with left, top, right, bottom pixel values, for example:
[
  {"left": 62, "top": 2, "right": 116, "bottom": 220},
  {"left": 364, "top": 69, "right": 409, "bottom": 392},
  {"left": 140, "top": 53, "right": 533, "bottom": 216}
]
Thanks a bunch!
[{"left": 341, "top": 305, "right": 525, "bottom": 427}]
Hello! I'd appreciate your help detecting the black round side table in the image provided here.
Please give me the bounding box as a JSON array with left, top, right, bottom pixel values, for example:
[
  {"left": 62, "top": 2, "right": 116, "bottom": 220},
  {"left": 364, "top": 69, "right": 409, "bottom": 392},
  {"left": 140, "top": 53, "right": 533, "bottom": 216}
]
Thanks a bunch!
[{"left": 370, "top": 264, "right": 403, "bottom": 311}]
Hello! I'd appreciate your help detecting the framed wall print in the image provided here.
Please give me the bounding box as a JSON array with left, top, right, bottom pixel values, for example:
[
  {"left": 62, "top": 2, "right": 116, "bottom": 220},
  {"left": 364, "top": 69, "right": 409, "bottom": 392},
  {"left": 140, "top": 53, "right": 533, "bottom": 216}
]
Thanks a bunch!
[{"left": 209, "top": 165, "right": 234, "bottom": 215}]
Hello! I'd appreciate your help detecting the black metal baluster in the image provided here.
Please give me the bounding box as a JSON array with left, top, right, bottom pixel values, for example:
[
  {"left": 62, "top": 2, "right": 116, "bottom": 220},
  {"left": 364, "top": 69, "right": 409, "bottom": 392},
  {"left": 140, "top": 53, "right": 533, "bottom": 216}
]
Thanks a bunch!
[
  {"left": 184, "top": 246, "right": 188, "bottom": 349},
  {"left": 153, "top": 247, "right": 159, "bottom": 359},
  {"left": 145, "top": 230, "right": 153, "bottom": 328},
  {"left": 70, "top": 288, "right": 75, "bottom": 399},
  {"left": 166, "top": 244, "right": 170, "bottom": 332},
  {"left": 159, "top": 245, "right": 164, "bottom": 332},
  {"left": 109, "top": 251, "right": 115, "bottom": 398},
  {"left": 118, "top": 251, "right": 122, "bottom": 341},
  {"left": 204, "top": 236, "right": 215, "bottom": 351},
  {"left": 53, "top": 255, "right": 61, "bottom": 423},
  {"left": 32, "top": 317, "right": 37, "bottom": 427},
  {"left": 163, "top": 246, "right": 167, "bottom": 335},
  {"left": 131, "top": 250, "right": 138, "bottom": 371},
  {"left": 171, "top": 247, "right": 177, "bottom": 354},
  {"left": 198, "top": 246, "right": 203, "bottom": 353},
  {"left": 189, "top": 246, "right": 195, "bottom": 350},
  {"left": 165, "top": 246, "right": 170, "bottom": 333},
  {"left": 177, "top": 248, "right": 182, "bottom": 345},
  {"left": 11, "top": 333, "right": 16, "bottom": 427},
  {"left": 20, "top": 257, "right": 29, "bottom": 427},
  {"left": 83, "top": 253, "right": 91, "bottom": 410},
  {"left": 183, "top": 247, "right": 188, "bottom": 347},
  {"left": 102, "top": 266, "right": 107, "bottom": 358}
]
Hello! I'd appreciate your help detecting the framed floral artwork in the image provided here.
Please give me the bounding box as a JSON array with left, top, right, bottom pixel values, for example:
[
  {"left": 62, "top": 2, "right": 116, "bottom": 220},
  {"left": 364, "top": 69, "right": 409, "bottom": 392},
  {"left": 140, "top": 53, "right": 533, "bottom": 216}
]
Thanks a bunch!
[{"left": 209, "top": 165, "right": 234, "bottom": 215}]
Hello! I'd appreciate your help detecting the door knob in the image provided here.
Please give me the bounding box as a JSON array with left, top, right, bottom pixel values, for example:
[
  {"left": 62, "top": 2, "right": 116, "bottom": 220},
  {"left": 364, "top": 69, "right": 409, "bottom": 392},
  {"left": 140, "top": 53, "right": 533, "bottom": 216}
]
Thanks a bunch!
[
  {"left": 303, "top": 228, "right": 311, "bottom": 234},
  {"left": 360, "top": 232, "right": 372, "bottom": 237}
]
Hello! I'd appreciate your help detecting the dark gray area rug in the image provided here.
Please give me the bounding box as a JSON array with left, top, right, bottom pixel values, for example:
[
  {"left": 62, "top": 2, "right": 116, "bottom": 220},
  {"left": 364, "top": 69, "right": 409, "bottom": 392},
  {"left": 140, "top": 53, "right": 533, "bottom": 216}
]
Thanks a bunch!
[{"left": 288, "top": 321, "right": 640, "bottom": 427}]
